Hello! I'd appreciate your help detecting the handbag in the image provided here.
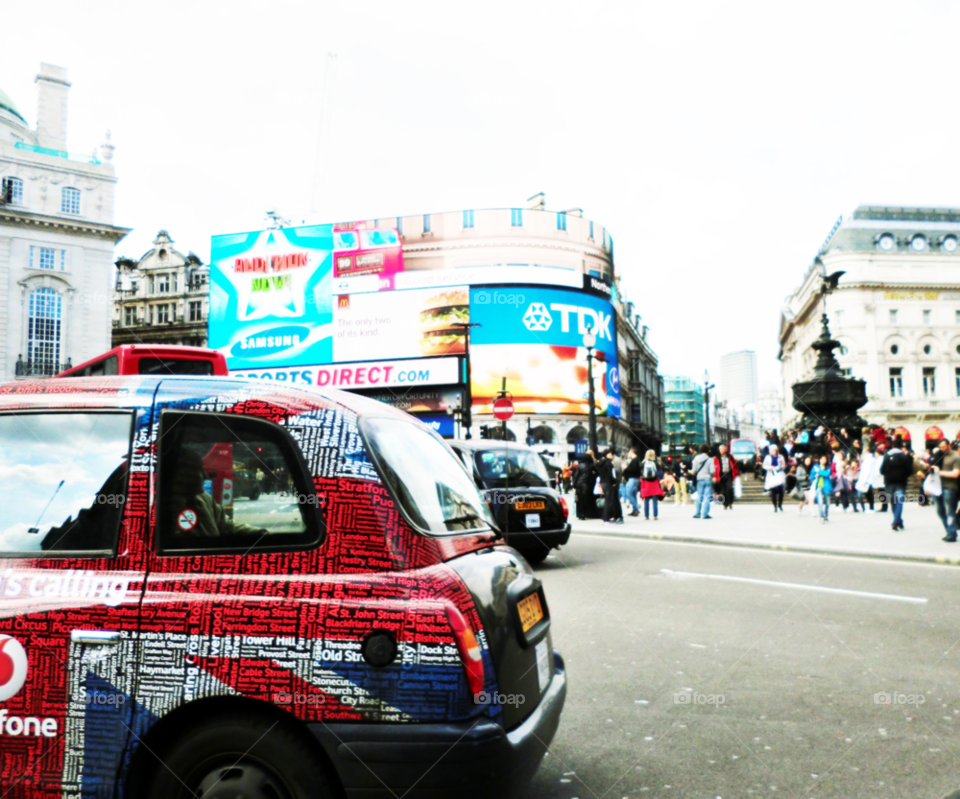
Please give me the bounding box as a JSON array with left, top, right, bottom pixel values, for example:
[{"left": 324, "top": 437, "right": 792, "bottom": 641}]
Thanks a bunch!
[
  {"left": 923, "top": 471, "right": 943, "bottom": 498},
  {"left": 733, "top": 476, "right": 743, "bottom": 499}
]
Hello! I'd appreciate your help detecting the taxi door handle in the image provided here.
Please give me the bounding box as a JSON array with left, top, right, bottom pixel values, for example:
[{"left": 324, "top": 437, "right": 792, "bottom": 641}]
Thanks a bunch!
[{"left": 71, "top": 630, "right": 121, "bottom": 646}]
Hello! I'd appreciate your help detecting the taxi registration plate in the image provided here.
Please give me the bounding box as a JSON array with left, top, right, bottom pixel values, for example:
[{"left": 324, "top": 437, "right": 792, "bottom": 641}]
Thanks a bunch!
[
  {"left": 517, "top": 591, "right": 544, "bottom": 633},
  {"left": 515, "top": 500, "right": 545, "bottom": 511}
]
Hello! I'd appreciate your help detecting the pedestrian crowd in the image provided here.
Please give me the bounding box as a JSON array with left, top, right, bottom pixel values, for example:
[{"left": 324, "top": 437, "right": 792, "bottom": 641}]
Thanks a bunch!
[{"left": 563, "top": 424, "right": 960, "bottom": 542}]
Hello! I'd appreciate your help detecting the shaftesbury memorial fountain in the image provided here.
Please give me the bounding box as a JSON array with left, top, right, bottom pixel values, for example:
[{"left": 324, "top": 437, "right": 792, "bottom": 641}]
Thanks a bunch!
[{"left": 789, "top": 266, "right": 869, "bottom": 454}]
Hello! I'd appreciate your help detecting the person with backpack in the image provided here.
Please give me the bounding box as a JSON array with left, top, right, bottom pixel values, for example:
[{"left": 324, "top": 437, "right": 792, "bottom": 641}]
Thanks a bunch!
[
  {"left": 713, "top": 443, "right": 740, "bottom": 510},
  {"left": 879, "top": 437, "right": 917, "bottom": 531},
  {"left": 622, "top": 448, "right": 642, "bottom": 517},
  {"left": 690, "top": 443, "right": 715, "bottom": 519},
  {"left": 762, "top": 444, "right": 787, "bottom": 512},
  {"left": 639, "top": 450, "right": 665, "bottom": 520},
  {"left": 597, "top": 449, "right": 624, "bottom": 524}
]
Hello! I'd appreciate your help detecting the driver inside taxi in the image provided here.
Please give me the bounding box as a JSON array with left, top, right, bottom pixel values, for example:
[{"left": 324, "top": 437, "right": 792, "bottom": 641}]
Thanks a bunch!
[{"left": 168, "top": 448, "right": 269, "bottom": 537}]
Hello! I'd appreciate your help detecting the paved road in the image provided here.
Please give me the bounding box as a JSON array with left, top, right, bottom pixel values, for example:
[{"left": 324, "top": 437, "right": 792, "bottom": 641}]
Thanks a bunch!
[{"left": 526, "top": 533, "right": 960, "bottom": 799}]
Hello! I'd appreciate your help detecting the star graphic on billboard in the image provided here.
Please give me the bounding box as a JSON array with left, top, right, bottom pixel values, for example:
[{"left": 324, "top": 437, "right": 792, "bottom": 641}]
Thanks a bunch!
[{"left": 223, "top": 230, "right": 329, "bottom": 322}]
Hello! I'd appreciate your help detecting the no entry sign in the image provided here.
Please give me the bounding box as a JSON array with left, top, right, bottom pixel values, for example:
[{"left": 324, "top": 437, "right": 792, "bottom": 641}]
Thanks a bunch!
[{"left": 492, "top": 397, "right": 515, "bottom": 421}]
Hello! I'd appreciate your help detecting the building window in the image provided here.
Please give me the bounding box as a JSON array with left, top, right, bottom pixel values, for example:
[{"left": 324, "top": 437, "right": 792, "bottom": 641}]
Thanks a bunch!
[
  {"left": 589, "top": 220, "right": 594, "bottom": 239},
  {"left": 889, "top": 309, "right": 898, "bottom": 325},
  {"left": 923, "top": 344, "right": 932, "bottom": 355},
  {"left": 172, "top": 273, "right": 178, "bottom": 292},
  {"left": 396, "top": 217, "right": 403, "bottom": 236},
  {"left": 955, "top": 310, "right": 960, "bottom": 325},
  {"left": 839, "top": 368, "right": 853, "bottom": 377},
  {"left": 557, "top": 212, "right": 567, "bottom": 231},
  {"left": 124, "top": 306, "right": 135, "bottom": 326},
  {"left": 835, "top": 310, "right": 844, "bottom": 327},
  {"left": 155, "top": 304, "right": 170, "bottom": 324},
  {"left": 61, "top": 187, "right": 80, "bottom": 215},
  {"left": 889, "top": 367, "right": 903, "bottom": 398},
  {"left": 462, "top": 210, "right": 474, "bottom": 229},
  {"left": 923, "top": 366, "right": 936, "bottom": 397},
  {"left": 2, "top": 176, "right": 23, "bottom": 205},
  {"left": 189, "top": 301, "right": 202, "bottom": 322},
  {"left": 923, "top": 309, "right": 932, "bottom": 325},
  {"left": 423, "top": 214, "right": 431, "bottom": 234},
  {"left": 511, "top": 208, "right": 522, "bottom": 227},
  {"left": 955, "top": 367, "right": 960, "bottom": 397},
  {"left": 29, "top": 246, "right": 65, "bottom": 271},
  {"left": 156, "top": 275, "right": 170, "bottom": 293},
  {"left": 28, "top": 288, "right": 62, "bottom": 374}
]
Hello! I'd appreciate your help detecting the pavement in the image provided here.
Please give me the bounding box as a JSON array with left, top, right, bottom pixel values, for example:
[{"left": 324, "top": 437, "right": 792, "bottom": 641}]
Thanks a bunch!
[
  {"left": 564, "top": 492, "right": 960, "bottom": 565},
  {"left": 526, "top": 530, "right": 960, "bottom": 799}
]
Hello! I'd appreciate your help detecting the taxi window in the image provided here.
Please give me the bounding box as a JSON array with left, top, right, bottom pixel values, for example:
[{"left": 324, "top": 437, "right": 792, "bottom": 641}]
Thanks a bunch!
[
  {"left": 157, "top": 411, "right": 323, "bottom": 555},
  {"left": 0, "top": 412, "right": 133, "bottom": 556},
  {"left": 362, "top": 417, "right": 495, "bottom": 535},
  {"left": 474, "top": 448, "right": 550, "bottom": 488}
]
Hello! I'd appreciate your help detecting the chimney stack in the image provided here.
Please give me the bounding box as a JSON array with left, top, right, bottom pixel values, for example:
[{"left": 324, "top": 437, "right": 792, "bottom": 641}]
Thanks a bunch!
[{"left": 35, "top": 63, "right": 70, "bottom": 152}]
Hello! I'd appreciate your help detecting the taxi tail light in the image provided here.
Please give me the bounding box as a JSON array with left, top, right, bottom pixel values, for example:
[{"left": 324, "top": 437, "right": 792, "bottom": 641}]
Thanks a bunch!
[
  {"left": 559, "top": 495, "right": 569, "bottom": 521},
  {"left": 446, "top": 605, "right": 485, "bottom": 696}
]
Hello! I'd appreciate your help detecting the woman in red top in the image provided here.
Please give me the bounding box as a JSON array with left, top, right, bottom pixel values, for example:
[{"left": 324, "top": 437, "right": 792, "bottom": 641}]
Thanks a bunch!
[
  {"left": 639, "top": 450, "right": 665, "bottom": 520},
  {"left": 714, "top": 444, "right": 740, "bottom": 510}
]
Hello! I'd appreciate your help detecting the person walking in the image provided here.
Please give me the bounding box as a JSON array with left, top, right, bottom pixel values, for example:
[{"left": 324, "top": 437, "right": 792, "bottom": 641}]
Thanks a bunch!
[
  {"left": 691, "top": 444, "right": 714, "bottom": 520},
  {"left": 811, "top": 455, "right": 834, "bottom": 523},
  {"left": 574, "top": 450, "right": 598, "bottom": 520},
  {"left": 639, "top": 450, "right": 665, "bottom": 520},
  {"left": 879, "top": 437, "right": 915, "bottom": 531},
  {"left": 714, "top": 443, "right": 739, "bottom": 510},
  {"left": 856, "top": 442, "right": 880, "bottom": 511},
  {"left": 762, "top": 444, "right": 787, "bottom": 512},
  {"left": 796, "top": 455, "right": 815, "bottom": 515},
  {"left": 673, "top": 457, "right": 689, "bottom": 505},
  {"left": 927, "top": 439, "right": 960, "bottom": 543},
  {"left": 622, "top": 448, "right": 642, "bottom": 517},
  {"left": 561, "top": 462, "right": 573, "bottom": 494},
  {"left": 598, "top": 449, "right": 624, "bottom": 524}
]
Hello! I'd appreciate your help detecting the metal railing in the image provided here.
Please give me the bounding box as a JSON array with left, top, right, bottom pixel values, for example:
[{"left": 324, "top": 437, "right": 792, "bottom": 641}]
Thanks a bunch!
[
  {"left": 14, "top": 141, "right": 101, "bottom": 165},
  {"left": 15, "top": 356, "right": 71, "bottom": 377}
]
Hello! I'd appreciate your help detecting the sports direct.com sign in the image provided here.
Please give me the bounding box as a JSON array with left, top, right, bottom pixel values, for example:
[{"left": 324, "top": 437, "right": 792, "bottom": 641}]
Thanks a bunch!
[{"left": 233, "top": 357, "right": 460, "bottom": 389}]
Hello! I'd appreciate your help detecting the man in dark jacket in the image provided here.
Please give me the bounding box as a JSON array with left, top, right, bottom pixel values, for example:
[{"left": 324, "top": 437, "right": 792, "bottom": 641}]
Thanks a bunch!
[
  {"left": 574, "top": 451, "right": 598, "bottom": 520},
  {"left": 879, "top": 437, "right": 916, "bottom": 531},
  {"left": 597, "top": 449, "right": 623, "bottom": 524}
]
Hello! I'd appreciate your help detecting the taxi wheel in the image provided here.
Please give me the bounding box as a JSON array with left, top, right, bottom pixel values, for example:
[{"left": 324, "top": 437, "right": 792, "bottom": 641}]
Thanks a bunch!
[
  {"left": 139, "top": 711, "right": 336, "bottom": 799},
  {"left": 518, "top": 543, "right": 551, "bottom": 564}
]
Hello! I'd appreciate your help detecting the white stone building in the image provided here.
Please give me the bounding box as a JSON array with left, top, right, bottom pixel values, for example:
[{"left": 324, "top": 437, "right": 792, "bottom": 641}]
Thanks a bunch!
[
  {"left": 113, "top": 231, "right": 210, "bottom": 347},
  {"left": 0, "top": 64, "right": 127, "bottom": 378},
  {"left": 779, "top": 206, "right": 960, "bottom": 447}
]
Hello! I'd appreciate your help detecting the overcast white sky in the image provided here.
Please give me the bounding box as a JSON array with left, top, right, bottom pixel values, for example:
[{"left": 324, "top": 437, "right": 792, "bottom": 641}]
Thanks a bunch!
[{"left": 5, "top": 0, "right": 960, "bottom": 391}]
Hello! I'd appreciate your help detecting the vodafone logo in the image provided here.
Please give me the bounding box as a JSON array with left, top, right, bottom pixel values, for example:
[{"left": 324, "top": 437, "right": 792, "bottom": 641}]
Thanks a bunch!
[{"left": 0, "top": 635, "right": 28, "bottom": 702}]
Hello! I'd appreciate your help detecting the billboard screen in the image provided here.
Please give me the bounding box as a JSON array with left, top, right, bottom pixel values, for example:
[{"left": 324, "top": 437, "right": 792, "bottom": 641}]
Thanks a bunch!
[
  {"left": 209, "top": 224, "right": 404, "bottom": 369},
  {"left": 469, "top": 286, "right": 620, "bottom": 417}
]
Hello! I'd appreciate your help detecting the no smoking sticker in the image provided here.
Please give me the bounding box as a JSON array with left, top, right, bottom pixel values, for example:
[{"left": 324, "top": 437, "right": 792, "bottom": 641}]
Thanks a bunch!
[{"left": 177, "top": 509, "right": 197, "bottom": 531}]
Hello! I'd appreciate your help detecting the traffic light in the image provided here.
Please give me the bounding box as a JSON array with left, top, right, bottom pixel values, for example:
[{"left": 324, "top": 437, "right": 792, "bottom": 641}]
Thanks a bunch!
[{"left": 480, "top": 425, "right": 490, "bottom": 439}]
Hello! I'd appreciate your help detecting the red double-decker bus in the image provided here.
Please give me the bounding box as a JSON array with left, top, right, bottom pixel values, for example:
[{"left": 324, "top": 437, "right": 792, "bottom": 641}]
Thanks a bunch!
[{"left": 54, "top": 344, "right": 229, "bottom": 378}]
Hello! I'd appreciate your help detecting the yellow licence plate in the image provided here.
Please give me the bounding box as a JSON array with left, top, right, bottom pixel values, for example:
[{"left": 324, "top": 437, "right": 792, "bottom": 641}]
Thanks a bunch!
[
  {"left": 515, "top": 500, "right": 545, "bottom": 511},
  {"left": 517, "top": 592, "right": 544, "bottom": 632}
]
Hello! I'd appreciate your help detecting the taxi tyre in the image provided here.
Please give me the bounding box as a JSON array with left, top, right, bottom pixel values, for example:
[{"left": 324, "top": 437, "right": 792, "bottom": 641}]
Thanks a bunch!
[
  {"left": 516, "top": 541, "right": 551, "bottom": 564},
  {"left": 137, "top": 711, "right": 338, "bottom": 799}
]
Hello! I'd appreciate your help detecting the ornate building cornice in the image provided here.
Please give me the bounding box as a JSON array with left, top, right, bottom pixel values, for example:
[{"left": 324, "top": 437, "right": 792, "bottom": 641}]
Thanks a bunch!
[{"left": 0, "top": 208, "right": 130, "bottom": 242}]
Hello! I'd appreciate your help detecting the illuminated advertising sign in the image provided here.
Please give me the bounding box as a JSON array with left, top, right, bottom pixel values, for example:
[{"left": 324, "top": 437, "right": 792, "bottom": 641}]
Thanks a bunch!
[
  {"left": 333, "top": 287, "right": 469, "bottom": 361},
  {"left": 231, "top": 356, "right": 460, "bottom": 389},
  {"left": 468, "top": 286, "right": 620, "bottom": 417},
  {"left": 209, "top": 225, "right": 335, "bottom": 369},
  {"left": 209, "top": 224, "right": 404, "bottom": 369}
]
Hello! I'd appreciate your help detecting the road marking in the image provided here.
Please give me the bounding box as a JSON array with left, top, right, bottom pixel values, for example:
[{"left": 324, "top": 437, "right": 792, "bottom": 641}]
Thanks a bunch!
[{"left": 660, "top": 568, "right": 928, "bottom": 604}]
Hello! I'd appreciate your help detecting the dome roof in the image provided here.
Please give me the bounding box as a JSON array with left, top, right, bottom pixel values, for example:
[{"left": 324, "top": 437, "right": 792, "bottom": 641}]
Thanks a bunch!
[{"left": 0, "top": 85, "right": 28, "bottom": 127}]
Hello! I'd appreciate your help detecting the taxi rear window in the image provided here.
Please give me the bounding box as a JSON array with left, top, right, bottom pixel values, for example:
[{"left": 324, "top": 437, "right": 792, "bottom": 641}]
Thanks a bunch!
[
  {"left": 362, "top": 417, "right": 495, "bottom": 535},
  {"left": 0, "top": 412, "right": 133, "bottom": 556}
]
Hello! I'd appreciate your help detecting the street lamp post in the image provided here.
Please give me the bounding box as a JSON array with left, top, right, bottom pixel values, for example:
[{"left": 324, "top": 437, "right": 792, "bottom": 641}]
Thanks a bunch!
[
  {"left": 703, "top": 371, "right": 716, "bottom": 447},
  {"left": 452, "top": 322, "right": 480, "bottom": 439},
  {"left": 583, "top": 329, "right": 598, "bottom": 454}
]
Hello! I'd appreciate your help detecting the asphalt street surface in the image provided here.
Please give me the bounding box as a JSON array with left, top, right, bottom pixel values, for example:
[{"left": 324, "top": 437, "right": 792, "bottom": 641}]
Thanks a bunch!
[{"left": 526, "top": 533, "right": 960, "bottom": 799}]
